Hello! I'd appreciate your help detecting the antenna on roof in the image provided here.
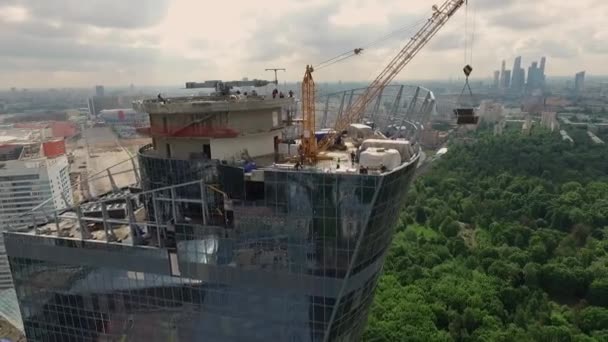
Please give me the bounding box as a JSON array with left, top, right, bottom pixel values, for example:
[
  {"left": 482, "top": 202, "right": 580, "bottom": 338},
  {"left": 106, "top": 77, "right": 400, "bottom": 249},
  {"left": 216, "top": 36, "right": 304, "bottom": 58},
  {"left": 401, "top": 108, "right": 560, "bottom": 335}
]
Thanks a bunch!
[{"left": 265, "top": 68, "right": 286, "bottom": 86}]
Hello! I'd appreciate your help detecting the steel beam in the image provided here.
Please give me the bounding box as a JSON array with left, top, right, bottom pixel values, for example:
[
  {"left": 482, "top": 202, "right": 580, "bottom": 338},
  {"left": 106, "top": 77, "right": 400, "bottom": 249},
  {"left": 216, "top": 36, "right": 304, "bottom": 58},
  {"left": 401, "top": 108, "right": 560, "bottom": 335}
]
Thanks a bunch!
[
  {"left": 321, "top": 95, "right": 331, "bottom": 128},
  {"left": 405, "top": 86, "right": 421, "bottom": 118},
  {"left": 336, "top": 92, "right": 347, "bottom": 123}
]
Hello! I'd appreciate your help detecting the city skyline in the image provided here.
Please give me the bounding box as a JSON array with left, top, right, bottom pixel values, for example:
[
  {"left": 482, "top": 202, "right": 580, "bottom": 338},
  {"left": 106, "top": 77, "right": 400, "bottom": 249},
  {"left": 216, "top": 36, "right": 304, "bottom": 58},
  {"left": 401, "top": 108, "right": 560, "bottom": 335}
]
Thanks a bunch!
[
  {"left": 492, "top": 55, "right": 547, "bottom": 93},
  {"left": 0, "top": 0, "right": 608, "bottom": 87}
]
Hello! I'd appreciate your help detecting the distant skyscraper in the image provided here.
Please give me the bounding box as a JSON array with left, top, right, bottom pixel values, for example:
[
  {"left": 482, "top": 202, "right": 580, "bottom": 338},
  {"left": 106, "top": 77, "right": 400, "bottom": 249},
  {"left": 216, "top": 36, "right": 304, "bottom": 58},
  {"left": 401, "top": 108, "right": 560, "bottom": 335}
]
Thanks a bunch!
[
  {"left": 515, "top": 69, "right": 525, "bottom": 91},
  {"left": 575, "top": 71, "right": 586, "bottom": 95},
  {"left": 499, "top": 60, "right": 507, "bottom": 89},
  {"left": 503, "top": 70, "right": 512, "bottom": 89},
  {"left": 539, "top": 57, "right": 547, "bottom": 87},
  {"left": 511, "top": 56, "right": 525, "bottom": 92},
  {"left": 513, "top": 56, "right": 522, "bottom": 74},
  {"left": 95, "top": 85, "right": 105, "bottom": 97},
  {"left": 527, "top": 61, "right": 543, "bottom": 92},
  {"left": 493, "top": 71, "right": 500, "bottom": 89},
  {"left": 540, "top": 57, "right": 546, "bottom": 75}
]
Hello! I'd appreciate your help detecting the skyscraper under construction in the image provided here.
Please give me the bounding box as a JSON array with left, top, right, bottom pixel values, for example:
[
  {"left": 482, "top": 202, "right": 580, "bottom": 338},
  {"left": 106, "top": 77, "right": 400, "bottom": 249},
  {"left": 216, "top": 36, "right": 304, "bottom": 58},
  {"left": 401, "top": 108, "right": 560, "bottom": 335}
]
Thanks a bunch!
[{"left": 4, "top": 84, "right": 422, "bottom": 341}]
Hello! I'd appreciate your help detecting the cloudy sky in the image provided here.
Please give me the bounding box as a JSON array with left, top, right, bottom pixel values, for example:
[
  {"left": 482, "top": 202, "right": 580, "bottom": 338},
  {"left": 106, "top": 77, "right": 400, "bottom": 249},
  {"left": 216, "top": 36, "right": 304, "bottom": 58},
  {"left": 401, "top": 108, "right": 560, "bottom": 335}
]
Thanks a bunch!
[{"left": 0, "top": 0, "right": 607, "bottom": 88}]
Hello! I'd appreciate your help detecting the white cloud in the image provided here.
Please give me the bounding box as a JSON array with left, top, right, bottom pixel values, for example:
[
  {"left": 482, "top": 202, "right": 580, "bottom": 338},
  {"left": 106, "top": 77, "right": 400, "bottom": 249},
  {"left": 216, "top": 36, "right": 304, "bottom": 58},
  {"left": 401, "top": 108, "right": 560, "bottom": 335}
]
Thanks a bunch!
[
  {"left": 0, "top": 5, "right": 28, "bottom": 23},
  {"left": 0, "top": 0, "right": 607, "bottom": 87}
]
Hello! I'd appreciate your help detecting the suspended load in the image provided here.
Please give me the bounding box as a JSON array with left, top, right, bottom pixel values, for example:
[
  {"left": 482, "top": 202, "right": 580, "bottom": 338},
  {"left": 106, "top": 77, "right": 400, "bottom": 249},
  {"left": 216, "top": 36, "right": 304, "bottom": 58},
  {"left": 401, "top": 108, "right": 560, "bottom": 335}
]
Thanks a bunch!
[
  {"left": 454, "top": 108, "right": 478, "bottom": 125},
  {"left": 454, "top": 64, "right": 479, "bottom": 125}
]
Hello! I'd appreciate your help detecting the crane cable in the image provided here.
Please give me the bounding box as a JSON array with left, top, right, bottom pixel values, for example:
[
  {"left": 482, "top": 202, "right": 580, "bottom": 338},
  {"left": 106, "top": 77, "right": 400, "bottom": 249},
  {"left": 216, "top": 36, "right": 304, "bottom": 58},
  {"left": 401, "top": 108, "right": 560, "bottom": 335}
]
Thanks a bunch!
[
  {"left": 458, "top": 0, "right": 476, "bottom": 107},
  {"left": 464, "top": 0, "right": 468, "bottom": 65},
  {"left": 470, "top": 2, "right": 476, "bottom": 66},
  {"left": 314, "top": 17, "right": 428, "bottom": 71}
]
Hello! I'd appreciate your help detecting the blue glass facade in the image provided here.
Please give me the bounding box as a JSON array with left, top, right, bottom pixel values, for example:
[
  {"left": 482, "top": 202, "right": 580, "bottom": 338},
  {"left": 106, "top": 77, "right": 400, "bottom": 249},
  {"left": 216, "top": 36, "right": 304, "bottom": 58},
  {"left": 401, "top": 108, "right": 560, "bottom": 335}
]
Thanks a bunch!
[{"left": 6, "top": 152, "right": 418, "bottom": 341}]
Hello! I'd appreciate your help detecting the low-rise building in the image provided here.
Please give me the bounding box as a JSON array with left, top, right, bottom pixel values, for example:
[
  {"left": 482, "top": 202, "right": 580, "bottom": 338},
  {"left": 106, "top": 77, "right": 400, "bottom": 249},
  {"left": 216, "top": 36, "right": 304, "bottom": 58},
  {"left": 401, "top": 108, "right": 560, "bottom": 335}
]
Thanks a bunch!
[
  {"left": 540, "top": 112, "right": 559, "bottom": 132},
  {"left": 479, "top": 100, "right": 504, "bottom": 123}
]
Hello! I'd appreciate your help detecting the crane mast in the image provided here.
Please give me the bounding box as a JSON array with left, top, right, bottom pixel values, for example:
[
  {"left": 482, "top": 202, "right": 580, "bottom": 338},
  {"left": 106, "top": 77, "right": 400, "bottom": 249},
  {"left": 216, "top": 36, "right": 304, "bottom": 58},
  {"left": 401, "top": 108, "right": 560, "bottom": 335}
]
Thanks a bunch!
[
  {"left": 300, "top": 0, "right": 467, "bottom": 161},
  {"left": 301, "top": 65, "right": 317, "bottom": 163}
]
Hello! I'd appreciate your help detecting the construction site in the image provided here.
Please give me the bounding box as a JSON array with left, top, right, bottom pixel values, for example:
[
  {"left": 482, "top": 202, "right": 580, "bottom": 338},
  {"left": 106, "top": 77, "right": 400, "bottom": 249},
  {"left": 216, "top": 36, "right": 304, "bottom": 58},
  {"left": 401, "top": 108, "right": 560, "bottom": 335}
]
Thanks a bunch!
[
  {"left": 1, "top": 1, "right": 478, "bottom": 341},
  {"left": 66, "top": 124, "right": 149, "bottom": 202}
]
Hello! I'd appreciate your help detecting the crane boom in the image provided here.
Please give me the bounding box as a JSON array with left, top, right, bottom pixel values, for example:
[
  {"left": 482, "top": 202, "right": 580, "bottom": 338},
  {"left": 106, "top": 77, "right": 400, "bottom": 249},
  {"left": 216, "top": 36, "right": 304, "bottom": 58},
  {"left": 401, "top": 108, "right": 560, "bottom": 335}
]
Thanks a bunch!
[{"left": 310, "top": 0, "right": 466, "bottom": 154}]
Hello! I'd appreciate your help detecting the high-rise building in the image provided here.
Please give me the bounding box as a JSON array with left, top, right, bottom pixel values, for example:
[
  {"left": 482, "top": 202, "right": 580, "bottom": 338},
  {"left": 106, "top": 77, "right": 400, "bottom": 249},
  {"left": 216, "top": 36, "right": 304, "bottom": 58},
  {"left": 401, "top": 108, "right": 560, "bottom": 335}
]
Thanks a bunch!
[
  {"left": 540, "top": 57, "right": 546, "bottom": 75},
  {"left": 539, "top": 57, "right": 547, "bottom": 88},
  {"left": 0, "top": 136, "right": 72, "bottom": 290},
  {"left": 499, "top": 60, "right": 507, "bottom": 89},
  {"left": 493, "top": 70, "right": 500, "bottom": 89},
  {"left": 511, "top": 56, "right": 526, "bottom": 92},
  {"left": 516, "top": 69, "right": 526, "bottom": 92},
  {"left": 527, "top": 61, "right": 542, "bottom": 91},
  {"left": 575, "top": 71, "right": 586, "bottom": 95},
  {"left": 95, "top": 85, "right": 105, "bottom": 97},
  {"left": 513, "top": 56, "right": 522, "bottom": 72},
  {"left": 5, "top": 83, "right": 421, "bottom": 341},
  {"left": 502, "top": 70, "right": 511, "bottom": 89}
]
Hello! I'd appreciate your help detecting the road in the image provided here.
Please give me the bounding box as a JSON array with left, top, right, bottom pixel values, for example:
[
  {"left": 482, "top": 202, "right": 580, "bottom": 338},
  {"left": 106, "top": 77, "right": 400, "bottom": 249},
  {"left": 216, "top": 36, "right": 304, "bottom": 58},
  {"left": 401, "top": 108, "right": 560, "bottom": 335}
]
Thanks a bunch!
[{"left": 71, "top": 125, "right": 146, "bottom": 199}]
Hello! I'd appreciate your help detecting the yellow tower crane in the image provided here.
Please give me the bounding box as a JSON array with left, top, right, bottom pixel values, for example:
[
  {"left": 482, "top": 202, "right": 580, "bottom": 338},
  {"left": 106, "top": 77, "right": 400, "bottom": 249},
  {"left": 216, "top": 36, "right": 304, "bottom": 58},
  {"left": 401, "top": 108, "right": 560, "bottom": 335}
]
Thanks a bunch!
[{"left": 300, "top": 0, "right": 468, "bottom": 163}]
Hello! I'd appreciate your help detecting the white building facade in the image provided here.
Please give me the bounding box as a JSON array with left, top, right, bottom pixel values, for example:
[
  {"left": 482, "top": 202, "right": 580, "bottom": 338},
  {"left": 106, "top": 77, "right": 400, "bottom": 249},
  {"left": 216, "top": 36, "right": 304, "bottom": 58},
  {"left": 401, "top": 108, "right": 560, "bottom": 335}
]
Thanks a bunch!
[{"left": 0, "top": 152, "right": 72, "bottom": 289}]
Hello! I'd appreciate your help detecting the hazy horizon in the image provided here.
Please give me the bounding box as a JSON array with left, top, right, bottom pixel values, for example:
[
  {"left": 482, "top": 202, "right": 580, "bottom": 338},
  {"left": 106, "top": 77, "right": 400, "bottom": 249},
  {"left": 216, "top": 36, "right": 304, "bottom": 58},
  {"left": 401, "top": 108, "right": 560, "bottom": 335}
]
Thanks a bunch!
[{"left": 1, "top": 0, "right": 607, "bottom": 88}]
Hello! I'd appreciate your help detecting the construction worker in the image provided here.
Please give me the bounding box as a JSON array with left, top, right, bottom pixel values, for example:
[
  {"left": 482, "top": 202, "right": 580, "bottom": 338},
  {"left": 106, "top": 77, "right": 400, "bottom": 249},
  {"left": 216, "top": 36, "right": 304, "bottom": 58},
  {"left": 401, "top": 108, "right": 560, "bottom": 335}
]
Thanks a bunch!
[{"left": 350, "top": 151, "right": 356, "bottom": 166}]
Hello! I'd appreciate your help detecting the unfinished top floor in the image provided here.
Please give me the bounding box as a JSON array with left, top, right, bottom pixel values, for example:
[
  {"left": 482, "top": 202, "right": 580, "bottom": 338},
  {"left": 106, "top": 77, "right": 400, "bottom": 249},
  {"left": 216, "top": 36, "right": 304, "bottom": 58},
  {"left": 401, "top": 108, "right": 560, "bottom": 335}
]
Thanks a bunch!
[
  {"left": 135, "top": 96, "right": 295, "bottom": 139},
  {"left": 134, "top": 95, "right": 294, "bottom": 116},
  {"left": 0, "top": 144, "right": 45, "bottom": 162}
]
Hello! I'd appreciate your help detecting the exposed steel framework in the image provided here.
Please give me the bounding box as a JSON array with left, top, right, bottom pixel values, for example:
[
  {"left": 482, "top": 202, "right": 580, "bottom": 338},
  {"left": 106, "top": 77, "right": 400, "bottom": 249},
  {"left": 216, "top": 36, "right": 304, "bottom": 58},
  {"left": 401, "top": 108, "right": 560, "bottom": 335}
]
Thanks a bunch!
[{"left": 301, "top": 0, "right": 466, "bottom": 161}]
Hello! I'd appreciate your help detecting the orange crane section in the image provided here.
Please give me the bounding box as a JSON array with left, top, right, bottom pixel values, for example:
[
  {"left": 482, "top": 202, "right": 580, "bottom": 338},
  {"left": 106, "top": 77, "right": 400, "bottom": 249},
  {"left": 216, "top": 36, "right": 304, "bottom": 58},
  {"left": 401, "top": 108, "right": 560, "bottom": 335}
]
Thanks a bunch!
[
  {"left": 300, "top": 0, "right": 467, "bottom": 162},
  {"left": 301, "top": 65, "right": 317, "bottom": 163}
]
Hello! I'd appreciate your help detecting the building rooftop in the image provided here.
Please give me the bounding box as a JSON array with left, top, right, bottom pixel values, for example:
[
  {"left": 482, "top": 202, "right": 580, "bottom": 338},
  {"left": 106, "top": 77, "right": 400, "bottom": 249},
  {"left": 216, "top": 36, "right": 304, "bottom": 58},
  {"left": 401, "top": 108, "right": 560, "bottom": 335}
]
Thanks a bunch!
[
  {"left": 0, "top": 145, "right": 24, "bottom": 162},
  {"left": 0, "top": 127, "right": 35, "bottom": 144},
  {"left": 0, "top": 142, "right": 46, "bottom": 162},
  {"left": 134, "top": 95, "right": 294, "bottom": 114}
]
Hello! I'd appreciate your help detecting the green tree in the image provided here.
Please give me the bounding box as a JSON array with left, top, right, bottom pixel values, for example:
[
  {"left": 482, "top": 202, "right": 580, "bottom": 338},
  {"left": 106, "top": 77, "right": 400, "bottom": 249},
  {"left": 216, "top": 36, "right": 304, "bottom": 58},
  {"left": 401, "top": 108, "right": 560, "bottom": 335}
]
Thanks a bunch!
[
  {"left": 440, "top": 218, "right": 461, "bottom": 238},
  {"left": 588, "top": 278, "right": 608, "bottom": 307},
  {"left": 523, "top": 262, "right": 541, "bottom": 288},
  {"left": 364, "top": 129, "right": 608, "bottom": 340},
  {"left": 578, "top": 306, "right": 608, "bottom": 333}
]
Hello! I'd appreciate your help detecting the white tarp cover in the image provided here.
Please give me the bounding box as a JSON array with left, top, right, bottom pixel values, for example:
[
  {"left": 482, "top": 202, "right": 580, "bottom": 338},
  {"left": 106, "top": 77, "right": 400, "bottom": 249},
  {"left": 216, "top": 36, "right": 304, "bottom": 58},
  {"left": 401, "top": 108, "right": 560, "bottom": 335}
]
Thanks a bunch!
[
  {"left": 359, "top": 148, "right": 401, "bottom": 171},
  {"left": 360, "top": 139, "right": 413, "bottom": 162}
]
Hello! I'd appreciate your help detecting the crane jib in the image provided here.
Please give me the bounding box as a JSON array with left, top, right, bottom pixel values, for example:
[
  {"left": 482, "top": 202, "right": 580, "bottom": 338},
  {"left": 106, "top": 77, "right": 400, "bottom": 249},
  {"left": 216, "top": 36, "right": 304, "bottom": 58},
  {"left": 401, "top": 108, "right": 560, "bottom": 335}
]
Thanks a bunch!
[{"left": 300, "top": 0, "right": 467, "bottom": 162}]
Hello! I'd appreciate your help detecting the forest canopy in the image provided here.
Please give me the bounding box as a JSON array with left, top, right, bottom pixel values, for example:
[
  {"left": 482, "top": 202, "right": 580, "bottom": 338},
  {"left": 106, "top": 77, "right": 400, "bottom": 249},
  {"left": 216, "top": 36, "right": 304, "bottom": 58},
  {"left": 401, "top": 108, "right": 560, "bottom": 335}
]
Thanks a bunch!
[{"left": 363, "top": 129, "right": 608, "bottom": 341}]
